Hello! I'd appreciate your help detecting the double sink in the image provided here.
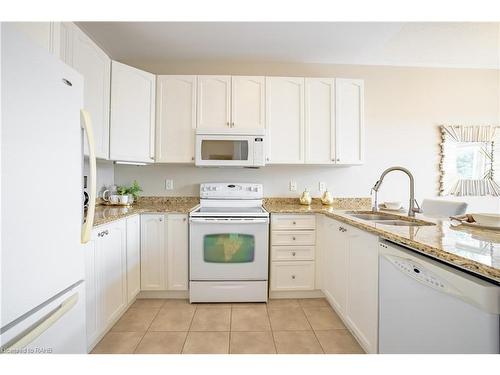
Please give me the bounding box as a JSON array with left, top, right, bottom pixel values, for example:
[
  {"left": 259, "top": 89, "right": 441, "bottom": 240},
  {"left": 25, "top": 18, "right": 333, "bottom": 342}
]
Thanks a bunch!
[{"left": 345, "top": 211, "right": 435, "bottom": 227}]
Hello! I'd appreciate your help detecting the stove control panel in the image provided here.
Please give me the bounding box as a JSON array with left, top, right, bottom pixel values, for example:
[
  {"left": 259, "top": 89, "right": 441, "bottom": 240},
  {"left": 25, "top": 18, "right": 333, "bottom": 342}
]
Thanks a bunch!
[{"left": 200, "top": 183, "right": 263, "bottom": 199}]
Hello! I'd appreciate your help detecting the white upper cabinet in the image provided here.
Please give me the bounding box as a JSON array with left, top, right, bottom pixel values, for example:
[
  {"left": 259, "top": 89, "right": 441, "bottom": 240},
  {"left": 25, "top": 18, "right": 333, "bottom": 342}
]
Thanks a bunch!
[
  {"left": 197, "top": 75, "right": 231, "bottom": 129},
  {"left": 335, "top": 78, "right": 364, "bottom": 165},
  {"left": 110, "top": 61, "right": 156, "bottom": 163},
  {"left": 156, "top": 75, "right": 197, "bottom": 163},
  {"left": 231, "top": 76, "right": 266, "bottom": 129},
  {"left": 60, "top": 23, "right": 111, "bottom": 159},
  {"left": 305, "top": 78, "right": 335, "bottom": 164},
  {"left": 12, "top": 22, "right": 61, "bottom": 57},
  {"left": 266, "top": 77, "right": 305, "bottom": 164}
]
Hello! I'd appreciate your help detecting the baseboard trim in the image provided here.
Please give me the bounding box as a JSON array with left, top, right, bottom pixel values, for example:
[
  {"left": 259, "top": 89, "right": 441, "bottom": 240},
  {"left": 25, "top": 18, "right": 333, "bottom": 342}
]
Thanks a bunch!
[
  {"left": 137, "top": 290, "right": 189, "bottom": 299},
  {"left": 269, "top": 290, "right": 325, "bottom": 299}
]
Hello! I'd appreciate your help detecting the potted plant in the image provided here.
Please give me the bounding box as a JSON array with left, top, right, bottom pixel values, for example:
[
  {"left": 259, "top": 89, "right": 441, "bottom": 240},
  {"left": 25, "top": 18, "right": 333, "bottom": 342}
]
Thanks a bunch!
[{"left": 116, "top": 180, "right": 142, "bottom": 205}]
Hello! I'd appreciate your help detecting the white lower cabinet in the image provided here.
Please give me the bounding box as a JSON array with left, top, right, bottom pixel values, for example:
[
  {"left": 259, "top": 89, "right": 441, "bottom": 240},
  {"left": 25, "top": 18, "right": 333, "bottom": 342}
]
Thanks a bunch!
[
  {"left": 140, "top": 214, "right": 166, "bottom": 290},
  {"left": 140, "top": 213, "right": 189, "bottom": 291},
  {"left": 84, "top": 219, "right": 127, "bottom": 351},
  {"left": 126, "top": 215, "right": 141, "bottom": 303},
  {"left": 166, "top": 214, "right": 189, "bottom": 291},
  {"left": 270, "top": 214, "right": 316, "bottom": 292},
  {"left": 322, "top": 217, "right": 379, "bottom": 354}
]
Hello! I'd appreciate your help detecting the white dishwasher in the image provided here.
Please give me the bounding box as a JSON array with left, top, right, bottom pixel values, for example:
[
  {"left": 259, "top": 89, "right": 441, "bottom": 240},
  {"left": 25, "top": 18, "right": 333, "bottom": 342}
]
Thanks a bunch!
[{"left": 379, "top": 240, "right": 500, "bottom": 354}]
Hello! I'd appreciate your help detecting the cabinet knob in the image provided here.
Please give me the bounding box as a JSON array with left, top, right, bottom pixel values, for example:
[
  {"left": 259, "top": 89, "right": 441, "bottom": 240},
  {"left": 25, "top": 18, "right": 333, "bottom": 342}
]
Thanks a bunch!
[
  {"left": 292, "top": 252, "right": 296, "bottom": 256},
  {"left": 226, "top": 122, "right": 230, "bottom": 127},
  {"left": 183, "top": 218, "right": 187, "bottom": 222},
  {"left": 191, "top": 157, "right": 194, "bottom": 161},
  {"left": 159, "top": 218, "right": 163, "bottom": 222},
  {"left": 292, "top": 236, "right": 296, "bottom": 241},
  {"left": 266, "top": 157, "right": 270, "bottom": 162},
  {"left": 291, "top": 275, "right": 296, "bottom": 280},
  {"left": 336, "top": 158, "right": 340, "bottom": 162},
  {"left": 292, "top": 221, "right": 296, "bottom": 225}
]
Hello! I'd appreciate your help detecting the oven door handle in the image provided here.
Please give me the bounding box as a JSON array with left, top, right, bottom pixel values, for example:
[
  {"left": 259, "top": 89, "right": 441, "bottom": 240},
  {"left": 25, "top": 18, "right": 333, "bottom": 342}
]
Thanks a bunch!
[{"left": 189, "top": 218, "right": 269, "bottom": 224}]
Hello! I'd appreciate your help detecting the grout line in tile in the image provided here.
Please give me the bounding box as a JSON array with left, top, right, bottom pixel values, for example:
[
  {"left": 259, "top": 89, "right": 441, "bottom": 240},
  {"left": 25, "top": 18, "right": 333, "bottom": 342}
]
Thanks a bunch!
[
  {"left": 266, "top": 305, "right": 279, "bottom": 353},
  {"left": 180, "top": 302, "right": 196, "bottom": 354},
  {"left": 133, "top": 304, "right": 163, "bottom": 353}
]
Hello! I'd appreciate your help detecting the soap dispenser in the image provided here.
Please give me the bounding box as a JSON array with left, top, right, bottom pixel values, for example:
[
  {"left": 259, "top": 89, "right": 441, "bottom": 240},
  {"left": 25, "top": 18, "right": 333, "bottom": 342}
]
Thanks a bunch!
[{"left": 299, "top": 188, "right": 312, "bottom": 205}]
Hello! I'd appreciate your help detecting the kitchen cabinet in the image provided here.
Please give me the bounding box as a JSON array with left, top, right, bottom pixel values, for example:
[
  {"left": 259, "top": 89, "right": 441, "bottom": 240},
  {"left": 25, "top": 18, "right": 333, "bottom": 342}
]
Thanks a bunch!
[
  {"left": 140, "top": 213, "right": 189, "bottom": 291},
  {"left": 84, "top": 219, "right": 127, "bottom": 351},
  {"left": 321, "top": 217, "right": 378, "bottom": 353},
  {"left": 335, "top": 78, "right": 364, "bottom": 165},
  {"left": 60, "top": 23, "right": 111, "bottom": 159},
  {"left": 126, "top": 215, "right": 141, "bottom": 303},
  {"left": 98, "top": 220, "right": 128, "bottom": 330},
  {"left": 270, "top": 214, "right": 316, "bottom": 292},
  {"left": 305, "top": 78, "right": 335, "bottom": 164},
  {"left": 140, "top": 214, "right": 166, "bottom": 290},
  {"left": 166, "top": 214, "right": 189, "bottom": 291},
  {"left": 12, "top": 22, "right": 61, "bottom": 57},
  {"left": 196, "top": 75, "right": 265, "bottom": 130},
  {"left": 323, "top": 218, "right": 349, "bottom": 314},
  {"left": 156, "top": 75, "right": 197, "bottom": 163},
  {"left": 265, "top": 77, "right": 305, "bottom": 164},
  {"left": 197, "top": 75, "right": 231, "bottom": 129},
  {"left": 110, "top": 61, "right": 156, "bottom": 163},
  {"left": 345, "top": 225, "right": 378, "bottom": 354},
  {"left": 231, "top": 76, "right": 266, "bottom": 129}
]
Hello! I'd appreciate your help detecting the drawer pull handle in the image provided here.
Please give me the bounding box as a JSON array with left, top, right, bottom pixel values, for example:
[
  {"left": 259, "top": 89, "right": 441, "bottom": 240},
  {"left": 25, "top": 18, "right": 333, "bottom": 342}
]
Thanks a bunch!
[
  {"left": 292, "top": 236, "right": 296, "bottom": 241},
  {"left": 293, "top": 221, "right": 296, "bottom": 225},
  {"left": 291, "top": 275, "right": 296, "bottom": 280},
  {"left": 292, "top": 252, "right": 296, "bottom": 256}
]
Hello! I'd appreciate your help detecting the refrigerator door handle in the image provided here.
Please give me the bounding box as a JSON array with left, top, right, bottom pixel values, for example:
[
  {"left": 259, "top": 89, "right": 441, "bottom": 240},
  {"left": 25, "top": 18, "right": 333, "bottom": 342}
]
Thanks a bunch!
[
  {"left": 81, "top": 109, "right": 96, "bottom": 244},
  {"left": 2, "top": 293, "right": 79, "bottom": 353}
]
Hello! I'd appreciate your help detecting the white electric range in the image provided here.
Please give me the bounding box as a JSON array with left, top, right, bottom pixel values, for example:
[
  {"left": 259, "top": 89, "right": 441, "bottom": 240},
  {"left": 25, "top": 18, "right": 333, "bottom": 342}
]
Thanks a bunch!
[{"left": 189, "top": 183, "right": 269, "bottom": 302}]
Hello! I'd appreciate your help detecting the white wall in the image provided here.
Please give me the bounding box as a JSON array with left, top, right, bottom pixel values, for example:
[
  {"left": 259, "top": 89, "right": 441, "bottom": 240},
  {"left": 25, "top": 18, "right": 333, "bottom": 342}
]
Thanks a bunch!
[
  {"left": 84, "top": 159, "right": 115, "bottom": 196},
  {"left": 114, "top": 61, "right": 500, "bottom": 213}
]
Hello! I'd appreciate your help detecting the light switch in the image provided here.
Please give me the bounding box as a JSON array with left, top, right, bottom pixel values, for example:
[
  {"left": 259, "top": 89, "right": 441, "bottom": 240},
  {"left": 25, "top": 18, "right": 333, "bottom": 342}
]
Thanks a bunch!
[
  {"left": 289, "top": 181, "right": 297, "bottom": 191},
  {"left": 319, "top": 182, "right": 326, "bottom": 192},
  {"left": 165, "top": 179, "right": 174, "bottom": 190}
]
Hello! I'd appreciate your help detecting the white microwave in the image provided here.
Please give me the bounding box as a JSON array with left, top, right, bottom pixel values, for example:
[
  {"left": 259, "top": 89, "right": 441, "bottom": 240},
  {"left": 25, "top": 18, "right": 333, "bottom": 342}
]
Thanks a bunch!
[{"left": 195, "top": 130, "right": 266, "bottom": 167}]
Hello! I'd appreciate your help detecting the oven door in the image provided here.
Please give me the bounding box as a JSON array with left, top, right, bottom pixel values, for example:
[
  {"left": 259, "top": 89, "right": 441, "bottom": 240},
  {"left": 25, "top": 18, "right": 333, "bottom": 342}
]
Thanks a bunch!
[
  {"left": 195, "top": 135, "right": 255, "bottom": 167},
  {"left": 189, "top": 217, "right": 269, "bottom": 280}
]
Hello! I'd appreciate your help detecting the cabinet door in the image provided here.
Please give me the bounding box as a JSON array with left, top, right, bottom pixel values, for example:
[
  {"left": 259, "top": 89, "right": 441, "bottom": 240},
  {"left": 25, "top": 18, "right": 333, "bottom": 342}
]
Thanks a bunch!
[
  {"left": 346, "top": 226, "right": 378, "bottom": 353},
  {"left": 140, "top": 214, "right": 166, "bottom": 290},
  {"left": 126, "top": 215, "right": 141, "bottom": 303},
  {"left": 231, "top": 76, "right": 265, "bottom": 129},
  {"left": 197, "top": 75, "right": 231, "bottom": 129},
  {"left": 110, "top": 61, "right": 156, "bottom": 162},
  {"left": 156, "top": 75, "right": 196, "bottom": 163},
  {"left": 323, "top": 218, "right": 348, "bottom": 315},
  {"left": 83, "top": 231, "right": 99, "bottom": 350},
  {"left": 62, "top": 23, "right": 111, "bottom": 159},
  {"left": 335, "top": 79, "right": 364, "bottom": 165},
  {"left": 12, "top": 22, "right": 61, "bottom": 57},
  {"left": 305, "top": 78, "right": 335, "bottom": 164},
  {"left": 266, "top": 77, "right": 305, "bottom": 164},
  {"left": 270, "top": 261, "right": 315, "bottom": 291},
  {"left": 166, "top": 214, "right": 189, "bottom": 291},
  {"left": 98, "top": 220, "right": 127, "bottom": 329}
]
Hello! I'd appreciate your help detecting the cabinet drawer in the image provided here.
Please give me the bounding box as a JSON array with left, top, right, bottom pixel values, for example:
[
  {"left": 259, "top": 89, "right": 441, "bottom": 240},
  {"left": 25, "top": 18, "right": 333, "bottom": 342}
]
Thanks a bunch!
[
  {"left": 271, "top": 230, "right": 315, "bottom": 246},
  {"left": 271, "top": 261, "right": 315, "bottom": 291},
  {"left": 272, "top": 214, "right": 316, "bottom": 230},
  {"left": 271, "top": 246, "right": 315, "bottom": 261}
]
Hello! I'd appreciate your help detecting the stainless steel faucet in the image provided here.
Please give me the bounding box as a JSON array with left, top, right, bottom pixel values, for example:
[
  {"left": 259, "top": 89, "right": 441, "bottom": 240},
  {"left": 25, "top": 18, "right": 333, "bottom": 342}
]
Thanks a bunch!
[{"left": 371, "top": 166, "right": 422, "bottom": 217}]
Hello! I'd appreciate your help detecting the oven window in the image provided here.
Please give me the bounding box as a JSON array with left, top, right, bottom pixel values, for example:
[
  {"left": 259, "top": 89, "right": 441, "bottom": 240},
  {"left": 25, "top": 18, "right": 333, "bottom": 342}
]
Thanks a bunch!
[
  {"left": 201, "top": 140, "right": 249, "bottom": 161},
  {"left": 203, "top": 233, "right": 255, "bottom": 263}
]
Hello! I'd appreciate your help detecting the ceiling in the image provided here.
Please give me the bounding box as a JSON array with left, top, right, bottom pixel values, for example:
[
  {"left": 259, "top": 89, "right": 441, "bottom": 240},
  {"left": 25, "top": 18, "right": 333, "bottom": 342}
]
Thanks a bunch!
[{"left": 78, "top": 22, "right": 500, "bottom": 70}]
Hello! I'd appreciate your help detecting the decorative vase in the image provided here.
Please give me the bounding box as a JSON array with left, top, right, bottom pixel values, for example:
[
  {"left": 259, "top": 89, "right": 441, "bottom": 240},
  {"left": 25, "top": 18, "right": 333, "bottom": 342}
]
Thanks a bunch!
[
  {"left": 321, "top": 189, "right": 334, "bottom": 205},
  {"left": 299, "top": 188, "right": 312, "bottom": 205}
]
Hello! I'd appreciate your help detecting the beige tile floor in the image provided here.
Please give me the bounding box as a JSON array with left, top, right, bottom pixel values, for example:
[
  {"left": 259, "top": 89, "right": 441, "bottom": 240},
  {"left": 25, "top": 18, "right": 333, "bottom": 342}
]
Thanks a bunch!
[{"left": 91, "top": 298, "right": 365, "bottom": 354}]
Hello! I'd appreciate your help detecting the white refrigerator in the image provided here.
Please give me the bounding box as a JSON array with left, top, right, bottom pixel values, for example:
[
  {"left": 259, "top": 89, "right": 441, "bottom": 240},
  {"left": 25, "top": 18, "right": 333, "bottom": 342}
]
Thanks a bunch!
[{"left": 1, "top": 24, "right": 96, "bottom": 353}]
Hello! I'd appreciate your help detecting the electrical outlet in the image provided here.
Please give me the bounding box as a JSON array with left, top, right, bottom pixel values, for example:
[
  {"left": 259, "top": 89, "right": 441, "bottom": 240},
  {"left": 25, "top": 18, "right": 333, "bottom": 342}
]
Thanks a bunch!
[
  {"left": 289, "top": 180, "right": 297, "bottom": 191},
  {"left": 165, "top": 179, "right": 174, "bottom": 190},
  {"left": 319, "top": 181, "right": 326, "bottom": 192}
]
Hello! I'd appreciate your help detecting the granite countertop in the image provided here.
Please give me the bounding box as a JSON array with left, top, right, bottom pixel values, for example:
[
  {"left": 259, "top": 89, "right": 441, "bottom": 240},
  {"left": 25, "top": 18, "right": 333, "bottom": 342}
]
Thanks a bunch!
[
  {"left": 91, "top": 197, "right": 200, "bottom": 227},
  {"left": 89, "top": 196, "right": 500, "bottom": 284},
  {"left": 264, "top": 199, "right": 500, "bottom": 284}
]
